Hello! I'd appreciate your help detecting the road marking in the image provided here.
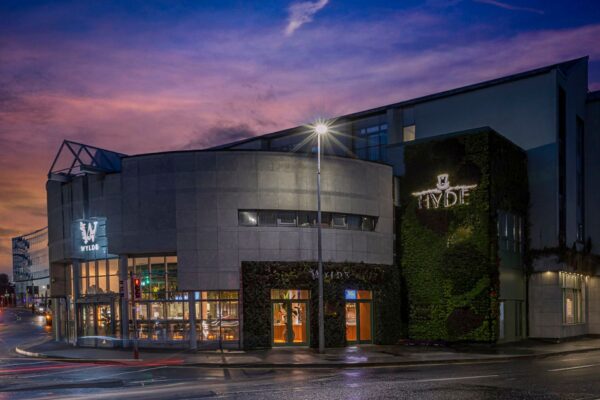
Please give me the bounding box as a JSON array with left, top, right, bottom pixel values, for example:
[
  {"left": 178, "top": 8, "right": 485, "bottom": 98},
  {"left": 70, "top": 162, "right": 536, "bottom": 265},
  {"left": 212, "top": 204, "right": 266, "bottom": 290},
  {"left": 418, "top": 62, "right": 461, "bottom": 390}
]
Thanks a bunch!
[
  {"left": 81, "top": 365, "right": 166, "bottom": 381},
  {"left": 410, "top": 374, "right": 499, "bottom": 383},
  {"left": 548, "top": 363, "right": 600, "bottom": 372}
]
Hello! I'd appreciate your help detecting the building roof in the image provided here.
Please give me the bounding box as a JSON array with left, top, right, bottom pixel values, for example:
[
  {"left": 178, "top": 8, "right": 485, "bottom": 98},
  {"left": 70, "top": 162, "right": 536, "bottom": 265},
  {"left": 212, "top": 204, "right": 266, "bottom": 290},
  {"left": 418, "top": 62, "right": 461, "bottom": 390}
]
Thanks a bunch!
[{"left": 212, "top": 57, "right": 589, "bottom": 150}]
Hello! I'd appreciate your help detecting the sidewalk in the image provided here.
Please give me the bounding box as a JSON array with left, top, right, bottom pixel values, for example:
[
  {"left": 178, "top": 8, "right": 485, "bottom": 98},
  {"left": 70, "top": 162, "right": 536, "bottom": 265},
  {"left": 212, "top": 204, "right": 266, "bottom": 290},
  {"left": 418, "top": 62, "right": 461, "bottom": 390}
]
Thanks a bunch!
[{"left": 15, "top": 337, "right": 600, "bottom": 368}]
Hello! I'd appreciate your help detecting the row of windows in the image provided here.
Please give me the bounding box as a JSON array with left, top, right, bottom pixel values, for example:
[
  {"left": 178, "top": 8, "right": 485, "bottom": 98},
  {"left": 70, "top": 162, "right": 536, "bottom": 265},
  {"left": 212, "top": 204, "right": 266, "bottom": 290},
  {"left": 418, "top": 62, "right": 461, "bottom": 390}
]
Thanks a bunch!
[
  {"left": 238, "top": 210, "right": 378, "bottom": 231},
  {"left": 131, "top": 290, "right": 240, "bottom": 342},
  {"left": 80, "top": 258, "right": 119, "bottom": 295},
  {"left": 128, "top": 256, "right": 178, "bottom": 300}
]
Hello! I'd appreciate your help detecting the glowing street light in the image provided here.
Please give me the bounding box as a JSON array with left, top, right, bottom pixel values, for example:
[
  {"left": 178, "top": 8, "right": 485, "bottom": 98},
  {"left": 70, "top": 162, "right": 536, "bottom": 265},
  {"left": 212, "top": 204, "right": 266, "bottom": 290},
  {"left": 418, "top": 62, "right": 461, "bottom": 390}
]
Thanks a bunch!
[{"left": 314, "top": 121, "right": 328, "bottom": 354}]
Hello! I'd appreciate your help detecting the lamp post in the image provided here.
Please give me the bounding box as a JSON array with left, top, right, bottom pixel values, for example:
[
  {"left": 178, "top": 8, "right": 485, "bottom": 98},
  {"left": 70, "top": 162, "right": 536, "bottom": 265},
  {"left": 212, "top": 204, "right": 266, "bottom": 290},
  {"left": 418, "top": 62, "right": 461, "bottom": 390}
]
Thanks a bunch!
[{"left": 314, "top": 122, "right": 328, "bottom": 354}]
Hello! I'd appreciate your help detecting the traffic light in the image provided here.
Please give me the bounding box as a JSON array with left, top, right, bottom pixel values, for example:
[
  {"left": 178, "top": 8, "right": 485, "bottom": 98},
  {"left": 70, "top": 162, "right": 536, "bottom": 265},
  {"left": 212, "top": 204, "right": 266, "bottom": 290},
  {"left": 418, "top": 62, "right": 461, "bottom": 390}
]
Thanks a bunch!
[{"left": 132, "top": 276, "right": 142, "bottom": 300}]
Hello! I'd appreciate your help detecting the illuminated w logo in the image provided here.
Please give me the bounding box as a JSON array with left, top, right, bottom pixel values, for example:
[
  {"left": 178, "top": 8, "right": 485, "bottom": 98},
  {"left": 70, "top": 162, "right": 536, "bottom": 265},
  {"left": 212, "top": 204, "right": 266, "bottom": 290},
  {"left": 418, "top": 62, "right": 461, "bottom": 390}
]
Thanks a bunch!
[{"left": 80, "top": 221, "right": 98, "bottom": 244}]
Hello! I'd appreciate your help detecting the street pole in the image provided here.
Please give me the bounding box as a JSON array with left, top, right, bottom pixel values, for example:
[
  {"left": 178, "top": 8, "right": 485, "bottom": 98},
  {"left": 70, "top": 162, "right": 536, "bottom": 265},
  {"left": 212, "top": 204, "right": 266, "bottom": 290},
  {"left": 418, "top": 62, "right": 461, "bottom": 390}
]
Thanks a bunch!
[{"left": 317, "top": 131, "right": 325, "bottom": 354}]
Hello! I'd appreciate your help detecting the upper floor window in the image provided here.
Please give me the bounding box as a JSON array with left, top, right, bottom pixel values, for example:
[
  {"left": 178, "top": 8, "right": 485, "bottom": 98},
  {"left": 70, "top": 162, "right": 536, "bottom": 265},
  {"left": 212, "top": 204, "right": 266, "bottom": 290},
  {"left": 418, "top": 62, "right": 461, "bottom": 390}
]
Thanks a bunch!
[
  {"left": 238, "top": 210, "right": 377, "bottom": 231},
  {"left": 354, "top": 124, "right": 388, "bottom": 162},
  {"left": 403, "top": 125, "right": 416, "bottom": 142}
]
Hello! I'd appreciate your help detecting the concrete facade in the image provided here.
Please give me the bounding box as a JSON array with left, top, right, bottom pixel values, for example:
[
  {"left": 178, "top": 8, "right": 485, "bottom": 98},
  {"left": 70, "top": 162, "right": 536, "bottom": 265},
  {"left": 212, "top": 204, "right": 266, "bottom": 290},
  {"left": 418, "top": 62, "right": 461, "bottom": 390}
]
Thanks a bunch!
[{"left": 48, "top": 151, "right": 393, "bottom": 294}]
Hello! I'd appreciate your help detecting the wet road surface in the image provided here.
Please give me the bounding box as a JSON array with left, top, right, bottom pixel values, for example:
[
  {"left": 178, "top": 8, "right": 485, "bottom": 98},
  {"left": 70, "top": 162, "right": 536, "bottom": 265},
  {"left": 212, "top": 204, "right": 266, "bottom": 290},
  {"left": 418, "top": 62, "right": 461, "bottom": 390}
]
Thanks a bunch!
[{"left": 2, "top": 308, "right": 600, "bottom": 399}]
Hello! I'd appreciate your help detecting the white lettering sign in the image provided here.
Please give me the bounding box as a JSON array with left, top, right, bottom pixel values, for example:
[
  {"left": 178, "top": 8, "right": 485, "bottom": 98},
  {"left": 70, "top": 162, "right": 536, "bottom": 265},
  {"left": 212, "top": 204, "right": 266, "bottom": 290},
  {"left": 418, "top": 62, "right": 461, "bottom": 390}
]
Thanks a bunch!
[
  {"left": 79, "top": 221, "right": 99, "bottom": 252},
  {"left": 412, "top": 174, "right": 477, "bottom": 210}
]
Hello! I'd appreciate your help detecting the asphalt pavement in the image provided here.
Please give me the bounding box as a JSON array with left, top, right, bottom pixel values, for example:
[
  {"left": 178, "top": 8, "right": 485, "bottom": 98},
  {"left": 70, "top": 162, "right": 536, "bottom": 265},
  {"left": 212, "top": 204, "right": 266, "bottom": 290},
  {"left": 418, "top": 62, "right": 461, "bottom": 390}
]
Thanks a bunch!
[{"left": 3, "top": 307, "right": 600, "bottom": 399}]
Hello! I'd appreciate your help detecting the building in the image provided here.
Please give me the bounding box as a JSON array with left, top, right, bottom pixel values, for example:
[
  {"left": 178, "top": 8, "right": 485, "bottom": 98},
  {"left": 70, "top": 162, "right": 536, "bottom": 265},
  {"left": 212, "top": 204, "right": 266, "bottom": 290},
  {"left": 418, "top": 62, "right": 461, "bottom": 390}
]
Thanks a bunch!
[
  {"left": 48, "top": 57, "right": 600, "bottom": 349},
  {"left": 12, "top": 227, "right": 50, "bottom": 309}
]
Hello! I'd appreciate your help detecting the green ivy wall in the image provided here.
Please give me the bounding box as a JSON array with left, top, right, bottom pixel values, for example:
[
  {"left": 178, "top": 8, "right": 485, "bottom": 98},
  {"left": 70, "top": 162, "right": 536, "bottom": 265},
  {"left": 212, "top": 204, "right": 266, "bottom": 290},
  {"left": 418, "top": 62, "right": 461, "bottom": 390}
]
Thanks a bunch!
[
  {"left": 241, "top": 261, "right": 401, "bottom": 349},
  {"left": 399, "top": 128, "right": 528, "bottom": 342}
]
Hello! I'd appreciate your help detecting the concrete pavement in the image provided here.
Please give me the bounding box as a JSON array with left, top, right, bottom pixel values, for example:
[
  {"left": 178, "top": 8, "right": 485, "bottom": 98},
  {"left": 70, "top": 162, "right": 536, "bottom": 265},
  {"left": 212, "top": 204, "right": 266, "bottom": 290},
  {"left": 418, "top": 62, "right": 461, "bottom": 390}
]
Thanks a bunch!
[{"left": 15, "top": 336, "right": 600, "bottom": 368}]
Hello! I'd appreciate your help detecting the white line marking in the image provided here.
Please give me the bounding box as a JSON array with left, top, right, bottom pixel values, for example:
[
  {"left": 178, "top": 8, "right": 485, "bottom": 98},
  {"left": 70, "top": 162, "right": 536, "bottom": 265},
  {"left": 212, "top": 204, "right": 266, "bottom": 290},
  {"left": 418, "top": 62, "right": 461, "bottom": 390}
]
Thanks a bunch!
[
  {"left": 548, "top": 363, "right": 600, "bottom": 372},
  {"left": 410, "top": 374, "right": 499, "bottom": 383},
  {"left": 81, "top": 365, "right": 166, "bottom": 381}
]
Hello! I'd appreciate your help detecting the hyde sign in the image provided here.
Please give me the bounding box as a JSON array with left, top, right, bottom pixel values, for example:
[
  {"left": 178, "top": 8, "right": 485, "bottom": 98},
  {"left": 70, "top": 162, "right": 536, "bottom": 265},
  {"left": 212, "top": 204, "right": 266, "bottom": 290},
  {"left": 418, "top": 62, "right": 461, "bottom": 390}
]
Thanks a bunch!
[{"left": 412, "top": 174, "right": 477, "bottom": 209}]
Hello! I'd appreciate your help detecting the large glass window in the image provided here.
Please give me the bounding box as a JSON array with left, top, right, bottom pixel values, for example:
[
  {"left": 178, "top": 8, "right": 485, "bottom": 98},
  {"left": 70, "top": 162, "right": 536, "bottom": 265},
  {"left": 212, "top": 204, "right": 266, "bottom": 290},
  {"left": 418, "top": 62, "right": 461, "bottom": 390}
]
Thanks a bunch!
[
  {"left": 354, "top": 124, "right": 388, "bottom": 162},
  {"left": 195, "top": 291, "right": 239, "bottom": 342},
  {"left": 128, "top": 256, "right": 190, "bottom": 342},
  {"left": 561, "top": 272, "right": 585, "bottom": 324},
  {"left": 79, "top": 258, "right": 119, "bottom": 296}
]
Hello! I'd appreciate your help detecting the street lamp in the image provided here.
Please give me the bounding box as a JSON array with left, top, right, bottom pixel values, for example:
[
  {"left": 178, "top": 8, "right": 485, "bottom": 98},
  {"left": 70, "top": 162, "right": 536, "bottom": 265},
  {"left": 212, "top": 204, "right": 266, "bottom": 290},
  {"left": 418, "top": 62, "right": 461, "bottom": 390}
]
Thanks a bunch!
[{"left": 314, "top": 122, "right": 328, "bottom": 354}]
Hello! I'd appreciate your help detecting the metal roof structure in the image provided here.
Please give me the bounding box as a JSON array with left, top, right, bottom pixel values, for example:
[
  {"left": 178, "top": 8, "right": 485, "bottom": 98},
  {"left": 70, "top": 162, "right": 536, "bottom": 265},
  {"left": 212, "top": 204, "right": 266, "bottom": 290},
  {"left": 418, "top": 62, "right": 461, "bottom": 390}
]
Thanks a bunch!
[{"left": 48, "top": 140, "right": 127, "bottom": 182}]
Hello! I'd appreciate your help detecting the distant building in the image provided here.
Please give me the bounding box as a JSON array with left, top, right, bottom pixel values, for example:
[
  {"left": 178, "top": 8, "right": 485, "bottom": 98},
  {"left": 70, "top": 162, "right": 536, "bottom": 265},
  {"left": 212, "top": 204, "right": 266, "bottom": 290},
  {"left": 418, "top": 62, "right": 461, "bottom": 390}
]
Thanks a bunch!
[
  {"left": 46, "top": 57, "right": 600, "bottom": 349},
  {"left": 12, "top": 227, "right": 50, "bottom": 309}
]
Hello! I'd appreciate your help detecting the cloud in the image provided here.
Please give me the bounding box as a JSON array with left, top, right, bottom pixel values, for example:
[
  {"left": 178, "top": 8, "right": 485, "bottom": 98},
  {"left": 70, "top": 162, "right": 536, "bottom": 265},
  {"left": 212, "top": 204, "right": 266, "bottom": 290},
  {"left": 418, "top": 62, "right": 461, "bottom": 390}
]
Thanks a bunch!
[
  {"left": 473, "top": 0, "right": 544, "bottom": 15},
  {"left": 285, "top": 0, "right": 329, "bottom": 36},
  {"left": 184, "top": 123, "right": 255, "bottom": 150}
]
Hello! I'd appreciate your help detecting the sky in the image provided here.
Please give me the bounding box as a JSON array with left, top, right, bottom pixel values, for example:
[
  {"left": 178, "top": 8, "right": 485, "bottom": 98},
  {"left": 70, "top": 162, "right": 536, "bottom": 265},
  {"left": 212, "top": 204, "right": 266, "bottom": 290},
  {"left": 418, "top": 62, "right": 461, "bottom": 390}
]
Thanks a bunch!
[{"left": 1, "top": 0, "right": 599, "bottom": 276}]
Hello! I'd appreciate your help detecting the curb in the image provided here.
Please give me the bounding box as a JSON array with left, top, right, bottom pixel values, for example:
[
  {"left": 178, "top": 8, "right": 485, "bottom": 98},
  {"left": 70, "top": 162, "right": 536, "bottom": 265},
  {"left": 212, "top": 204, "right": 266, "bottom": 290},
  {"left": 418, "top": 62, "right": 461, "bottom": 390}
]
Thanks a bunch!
[
  {"left": 15, "top": 345, "right": 144, "bottom": 365},
  {"left": 15, "top": 344, "right": 600, "bottom": 369}
]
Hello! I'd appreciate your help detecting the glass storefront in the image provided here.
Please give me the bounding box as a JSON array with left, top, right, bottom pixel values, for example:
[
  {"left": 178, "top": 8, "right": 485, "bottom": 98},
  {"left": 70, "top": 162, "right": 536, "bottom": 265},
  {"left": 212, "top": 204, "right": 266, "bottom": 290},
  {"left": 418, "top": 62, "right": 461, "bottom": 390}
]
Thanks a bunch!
[
  {"left": 271, "top": 289, "right": 310, "bottom": 346},
  {"left": 77, "top": 259, "right": 121, "bottom": 347},
  {"left": 345, "top": 289, "right": 373, "bottom": 344},
  {"left": 195, "top": 291, "right": 240, "bottom": 343},
  {"left": 127, "top": 256, "right": 240, "bottom": 346}
]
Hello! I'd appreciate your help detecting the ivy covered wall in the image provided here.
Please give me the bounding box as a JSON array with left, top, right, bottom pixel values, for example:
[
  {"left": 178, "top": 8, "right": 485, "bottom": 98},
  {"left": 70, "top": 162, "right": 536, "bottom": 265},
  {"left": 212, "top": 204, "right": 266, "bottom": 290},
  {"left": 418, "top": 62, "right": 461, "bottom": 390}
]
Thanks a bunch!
[
  {"left": 398, "top": 128, "right": 528, "bottom": 342},
  {"left": 241, "top": 261, "right": 401, "bottom": 349}
]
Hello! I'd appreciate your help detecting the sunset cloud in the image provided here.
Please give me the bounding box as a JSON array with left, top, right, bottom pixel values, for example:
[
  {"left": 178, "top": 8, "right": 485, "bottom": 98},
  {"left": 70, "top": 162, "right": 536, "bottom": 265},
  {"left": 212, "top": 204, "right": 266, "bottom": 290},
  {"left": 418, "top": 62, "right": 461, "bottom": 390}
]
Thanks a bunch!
[{"left": 285, "top": 0, "right": 329, "bottom": 36}]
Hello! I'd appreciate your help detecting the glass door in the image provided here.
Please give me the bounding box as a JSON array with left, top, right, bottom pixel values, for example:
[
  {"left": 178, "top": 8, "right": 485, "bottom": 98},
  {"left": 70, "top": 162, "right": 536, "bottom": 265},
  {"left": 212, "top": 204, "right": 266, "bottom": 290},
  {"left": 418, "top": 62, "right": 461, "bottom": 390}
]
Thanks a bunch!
[
  {"left": 272, "top": 302, "right": 288, "bottom": 345},
  {"left": 345, "top": 290, "right": 373, "bottom": 344},
  {"left": 271, "top": 290, "right": 310, "bottom": 346},
  {"left": 290, "top": 302, "right": 308, "bottom": 345}
]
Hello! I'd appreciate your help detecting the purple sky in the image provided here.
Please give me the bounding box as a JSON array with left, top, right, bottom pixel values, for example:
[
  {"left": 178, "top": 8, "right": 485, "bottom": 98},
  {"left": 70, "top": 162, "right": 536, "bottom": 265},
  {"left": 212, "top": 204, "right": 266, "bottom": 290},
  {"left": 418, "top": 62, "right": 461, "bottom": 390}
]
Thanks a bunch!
[{"left": 1, "top": 0, "right": 599, "bottom": 275}]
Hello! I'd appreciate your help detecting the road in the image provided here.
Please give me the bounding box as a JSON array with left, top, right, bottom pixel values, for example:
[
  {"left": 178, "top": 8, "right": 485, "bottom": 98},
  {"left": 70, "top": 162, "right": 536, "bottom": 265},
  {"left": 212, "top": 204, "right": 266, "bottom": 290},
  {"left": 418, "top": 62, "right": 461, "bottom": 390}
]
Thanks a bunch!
[{"left": 1, "top": 308, "right": 600, "bottom": 399}]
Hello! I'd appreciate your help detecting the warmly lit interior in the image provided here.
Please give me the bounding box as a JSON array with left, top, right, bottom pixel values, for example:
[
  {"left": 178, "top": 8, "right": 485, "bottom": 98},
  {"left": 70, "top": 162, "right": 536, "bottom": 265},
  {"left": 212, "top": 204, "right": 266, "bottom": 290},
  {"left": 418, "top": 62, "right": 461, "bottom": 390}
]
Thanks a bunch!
[
  {"left": 272, "top": 290, "right": 309, "bottom": 345},
  {"left": 345, "top": 290, "right": 373, "bottom": 343}
]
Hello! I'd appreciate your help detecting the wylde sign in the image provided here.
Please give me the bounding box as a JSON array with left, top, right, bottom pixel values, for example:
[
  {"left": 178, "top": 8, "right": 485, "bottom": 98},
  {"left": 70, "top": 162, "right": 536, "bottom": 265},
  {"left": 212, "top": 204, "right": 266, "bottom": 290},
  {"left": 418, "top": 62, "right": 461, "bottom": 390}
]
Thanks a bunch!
[
  {"left": 412, "top": 174, "right": 477, "bottom": 209},
  {"left": 72, "top": 217, "right": 108, "bottom": 260}
]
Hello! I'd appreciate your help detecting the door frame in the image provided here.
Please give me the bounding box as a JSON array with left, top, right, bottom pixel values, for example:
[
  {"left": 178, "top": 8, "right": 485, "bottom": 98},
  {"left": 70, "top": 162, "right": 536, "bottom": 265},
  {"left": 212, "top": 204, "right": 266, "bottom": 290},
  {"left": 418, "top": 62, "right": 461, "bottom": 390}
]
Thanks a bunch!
[
  {"left": 271, "top": 300, "right": 310, "bottom": 347},
  {"left": 77, "top": 299, "right": 116, "bottom": 347},
  {"left": 345, "top": 298, "right": 374, "bottom": 345}
]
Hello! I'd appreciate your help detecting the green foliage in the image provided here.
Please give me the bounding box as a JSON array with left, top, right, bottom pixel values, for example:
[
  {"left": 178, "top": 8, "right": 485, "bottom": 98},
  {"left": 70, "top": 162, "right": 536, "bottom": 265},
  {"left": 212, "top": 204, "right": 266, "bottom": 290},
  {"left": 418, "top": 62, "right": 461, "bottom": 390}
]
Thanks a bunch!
[
  {"left": 399, "top": 129, "right": 527, "bottom": 342},
  {"left": 241, "top": 261, "right": 402, "bottom": 349}
]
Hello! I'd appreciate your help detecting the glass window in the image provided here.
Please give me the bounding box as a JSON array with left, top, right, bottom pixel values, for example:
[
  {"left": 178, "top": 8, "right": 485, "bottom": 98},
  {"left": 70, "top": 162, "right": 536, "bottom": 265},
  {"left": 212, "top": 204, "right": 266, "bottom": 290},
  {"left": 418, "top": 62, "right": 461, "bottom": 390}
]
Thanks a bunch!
[
  {"left": 259, "top": 211, "right": 277, "bottom": 226},
  {"left": 357, "top": 290, "right": 372, "bottom": 299},
  {"left": 238, "top": 211, "right": 258, "bottom": 226},
  {"left": 332, "top": 214, "right": 347, "bottom": 228},
  {"left": 403, "top": 125, "right": 416, "bottom": 142},
  {"left": 166, "top": 302, "right": 185, "bottom": 320},
  {"left": 277, "top": 211, "right": 297, "bottom": 226},
  {"left": 149, "top": 302, "right": 165, "bottom": 320},
  {"left": 319, "top": 212, "right": 332, "bottom": 228},
  {"left": 345, "top": 289, "right": 357, "bottom": 300},
  {"left": 347, "top": 215, "right": 361, "bottom": 230},
  {"left": 108, "top": 258, "right": 119, "bottom": 275},
  {"left": 108, "top": 275, "right": 119, "bottom": 294},
  {"left": 561, "top": 272, "right": 585, "bottom": 324},
  {"left": 298, "top": 211, "right": 317, "bottom": 227},
  {"left": 353, "top": 122, "right": 388, "bottom": 162},
  {"left": 361, "top": 216, "right": 376, "bottom": 231}
]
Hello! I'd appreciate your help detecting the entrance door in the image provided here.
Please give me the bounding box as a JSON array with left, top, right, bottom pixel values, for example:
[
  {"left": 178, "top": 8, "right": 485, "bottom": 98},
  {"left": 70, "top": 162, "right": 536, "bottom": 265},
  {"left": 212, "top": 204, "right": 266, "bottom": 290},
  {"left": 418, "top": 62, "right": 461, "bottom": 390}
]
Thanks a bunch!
[
  {"left": 345, "top": 290, "right": 373, "bottom": 344},
  {"left": 271, "top": 290, "right": 309, "bottom": 346},
  {"left": 77, "top": 301, "right": 116, "bottom": 347}
]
